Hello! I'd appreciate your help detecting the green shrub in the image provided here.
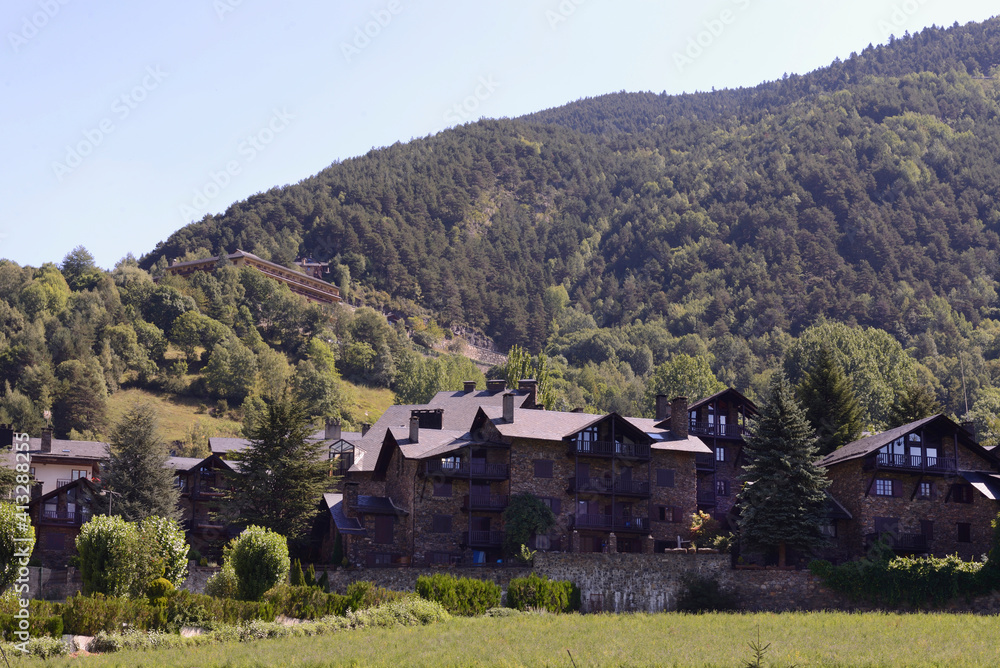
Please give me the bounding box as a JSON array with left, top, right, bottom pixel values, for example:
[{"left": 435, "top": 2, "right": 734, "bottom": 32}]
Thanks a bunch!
[
  {"left": 506, "top": 573, "right": 580, "bottom": 613},
  {"left": 226, "top": 526, "right": 290, "bottom": 601},
  {"left": 0, "top": 609, "right": 63, "bottom": 639},
  {"left": 675, "top": 573, "right": 737, "bottom": 612},
  {"left": 290, "top": 559, "right": 305, "bottom": 587},
  {"left": 5, "top": 635, "right": 68, "bottom": 658},
  {"left": 415, "top": 573, "right": 500, "bottom": 616},
  {"left": 204, "top": 564, "right": 238, "bottom": 599},
  {"left": 147, "top": 577, "right": 175, "bottom": 606}
]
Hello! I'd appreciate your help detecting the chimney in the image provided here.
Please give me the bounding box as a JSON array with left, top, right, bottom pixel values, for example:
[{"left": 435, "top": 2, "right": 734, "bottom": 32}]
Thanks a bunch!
[
  {"left": 343, "top": 481, "right": 359, "bottom": 519},
  {"left": 409, "top": 416, "right": 419, "bottom": 443},
  {"left": 464, "top": 381, "right": 477, "bottom": 393},
  {"left": 670, "top": 397, "right": 688, "bottom": 439},
  {"left": 486, "top": 379, "right": 506, "bottom": 393},
  {"left": 0, "top": 424, "right": 13, "bottom": 449},
  {"left": 41, "top": 427, "right": 53, "bottom": 453},
  {"left": 325, "top": 418, "right": 342, "bottom": 441},
  {"left": 361, "top": 423, "right": 371, "bottom": 436},
  {"left": 503, "top": 393, "right": 515, "bottom": 424},
  {"left": 518, "top": 379, "right": 538, "bottom": 407},
  {"left": 962, "top": 421, "right": 977, "bottom": 440},
  {"left": 655, "top": 395, "right": 669, "bottom": 421}
]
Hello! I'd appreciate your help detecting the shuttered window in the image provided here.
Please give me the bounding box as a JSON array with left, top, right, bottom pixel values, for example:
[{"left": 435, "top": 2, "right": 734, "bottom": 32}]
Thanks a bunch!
[{"left": 656, "top": 469, "right": 675, "bottom": 487}]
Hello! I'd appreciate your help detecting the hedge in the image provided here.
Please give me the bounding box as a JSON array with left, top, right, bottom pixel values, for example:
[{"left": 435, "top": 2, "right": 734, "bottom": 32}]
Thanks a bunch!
[
  {"left": 415, "top": 573, "right": 501, "bottom": 616},
  {"left": 506, "top": 573, "right": 580, "bottom": 613}
]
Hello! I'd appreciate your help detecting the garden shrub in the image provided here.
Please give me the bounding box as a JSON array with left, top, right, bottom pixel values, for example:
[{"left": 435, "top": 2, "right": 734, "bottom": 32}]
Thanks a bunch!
[
  {"left": 226, "top": 526, "right": 290, "bottom": 601},
  {"left": 204, "top": 564, "right": 238, "bottom": 599},
  {"left": 415, "top": 573, "right": 500, "bottom": 615},
  {"left": 147, "top": 577, "right": 175, "bottom": 606},
  {"left": 506, "top": 573, "right": 580, "bottom": 613},
  {"left": 1, "top": 636, "right": 68, "bottom": 658},
  {"left": 675, "top": 573, "right": 737, "bottom": 612}
]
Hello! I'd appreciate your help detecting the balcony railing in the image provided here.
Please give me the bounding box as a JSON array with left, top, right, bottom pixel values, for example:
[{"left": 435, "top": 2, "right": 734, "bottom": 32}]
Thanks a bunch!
[
  {"left": 423, "top": 461, "right": 510, "bottom": 479},
  {"left": 570, "top": 440, "right": 650, "bottom": 460},
  {"left": 865, "top": 532, "right": 929, "bottom": 552},
  {"left": 695, "top": 454, "right": 715, "bottom": 471},
  {"left": 41, "top": 509, "right": 83, "bottom": 524},
  {"left": 572, "top": 514, "right": 649, "bottom": 533},
  {"left": 696, "top": 491, "right": 716, "bottom": 505},
  {"left": 875, "top": 453, "right": 956, "bottom": 473},
  {"left": 569, "top": 477, "right": 650, "bottom": 497},
  {"left": 466, "top": 530, "right": 504, "bottom": 547},
  {"left": 462, "top": 494, "right": 509, "bottom": 511},
  {"left": 689, "top": 421, "right": 745, "bottom": 438}
]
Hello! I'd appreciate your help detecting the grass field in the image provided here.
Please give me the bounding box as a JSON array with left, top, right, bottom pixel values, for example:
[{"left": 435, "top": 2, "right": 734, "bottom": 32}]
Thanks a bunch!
[{"left": 18, "top": 612, "right": 1000, "bottom": 667}]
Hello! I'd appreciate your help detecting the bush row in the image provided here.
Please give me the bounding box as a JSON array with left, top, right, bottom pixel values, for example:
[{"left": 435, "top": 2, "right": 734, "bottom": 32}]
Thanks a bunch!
[
  {"left": 263, "top": 582, "right": 408, "bottom": 620},
  {"left": 415, "top": 573, "right": 579, "bottom": 615}
]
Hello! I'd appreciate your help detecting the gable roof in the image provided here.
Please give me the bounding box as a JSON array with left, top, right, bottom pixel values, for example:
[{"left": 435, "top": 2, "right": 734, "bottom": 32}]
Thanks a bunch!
[
  {"left": 688, "top": 387, "right": 758, "bottom": 414},
  {"left": 321, "top": 493, "right": 365, "bottom": 534},
  {"left": 27, "top": 477, "right": 101, "bottom": 507},
  {"left": 165, "top": 453, "right": 233, "bottom": 473}
]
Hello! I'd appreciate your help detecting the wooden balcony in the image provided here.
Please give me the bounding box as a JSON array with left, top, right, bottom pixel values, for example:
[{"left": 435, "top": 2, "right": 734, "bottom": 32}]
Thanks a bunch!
[
  {"left": 572, "top": 514, "right": 649, "bottom": 533},
  {"left": 56, "top": 479, "right": 73, "bottom": 488},
  {"left": 40, "top": 509, "right": 83, "bottom": 525},
  {"left": 569, "top": 440, "right": 650, "bottom": 460},
  {"left": 873, "top": 453, "right": 956, "bottom": 474},
  {"left": 865, "top": 532, "right": 929, "bottom": 552},
  {"left": 696, "top": 491, "right": 716, "bottom": 505},
  {"left": 689, "top": 421, "right": 745, "bottom": 439},
  {"left": 423, "top": 461, "right": 509, "bottom": 480},
  {"left": 568, "top": 477, "right": 650, "bottom": 497},
  {"left": 462, "top": 494, "right": 509, "bottom": 511},
  {"left": 695, "top": 454, "right": 715, "bottom": 471},
  {"left": 465, "top": 530, "right": 504, "bottom": 547}
]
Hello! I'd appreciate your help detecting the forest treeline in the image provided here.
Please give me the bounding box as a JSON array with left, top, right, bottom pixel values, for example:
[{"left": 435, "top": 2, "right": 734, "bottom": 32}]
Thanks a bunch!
[{"left": 11, "top": 19, "right": 1000, "bottom": 446}]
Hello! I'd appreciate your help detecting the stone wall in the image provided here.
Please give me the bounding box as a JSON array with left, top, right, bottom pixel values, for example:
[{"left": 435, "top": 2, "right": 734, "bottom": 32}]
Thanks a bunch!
[
  {"left": 21, "top": 567, "right": 82, "bottom": 600},
  {"left": 182, "top": 564, "right": 220, "bottom": 594}
]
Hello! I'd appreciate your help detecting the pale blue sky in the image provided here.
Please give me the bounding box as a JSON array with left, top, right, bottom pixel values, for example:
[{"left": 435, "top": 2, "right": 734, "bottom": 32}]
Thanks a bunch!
[{"left": 2, "top": 0, "right": 997, "bottom": 269}]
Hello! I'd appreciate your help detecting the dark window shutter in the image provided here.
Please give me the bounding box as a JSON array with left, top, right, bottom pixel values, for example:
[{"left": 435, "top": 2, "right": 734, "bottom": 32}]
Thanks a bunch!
[
  {"left": 920, "top": 520, "right": 934, "bottom": 541},
  {"left": 672, "top": 507, "right": 684, "bottom": 523},
  {"left": 534, "top": 460, "right": 553, "bottom": 478},
  {"left": 958, "top": 522, "right": 972, "bottom": 543},
  {"left": 892, "top": 480, "right": 901, "bottom": 497},
  {"left": 374, "top": 516, "right": 393, "bottom": 544},
  {"left": 551, "top": 498, "right": 561, "bottom": 514},
  {"left": 657, "top": 469, "right": 675, "bottom": 487}
]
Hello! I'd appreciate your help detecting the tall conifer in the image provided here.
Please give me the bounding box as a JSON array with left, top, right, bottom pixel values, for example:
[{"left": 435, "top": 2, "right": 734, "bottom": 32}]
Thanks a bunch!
[{"left": 796, "top": 346, "right": 863, "bottom": 455}]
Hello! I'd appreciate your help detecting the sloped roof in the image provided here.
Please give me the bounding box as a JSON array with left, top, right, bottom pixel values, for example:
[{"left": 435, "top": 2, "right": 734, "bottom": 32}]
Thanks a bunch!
[
  {"left": 165, "top": 454, "right": 233, "bottom": 473},
  {"left": 322, "top": 493, "right": 364, "bottom": 534},
  {"left": 25, "top": 437, "right": 106, "bottom": 460},
  {"left": 625, "top": 417, "right": 712, "bottom": 454},
  {"left": 961, "top": 472, "right": 1000, "bottom": 501},
  {"left": 688, "top": 387, "right": 758, "bottom": 413},
  {"left": 483, "top": 406, "right": 605, "bottom": 441},
  {"left": 358, "top": 495, "right": 408, "bottom": 515},
  {"left": 350, "top": 388, "right": 536, "bottom": 472},
  {"left": 825, "top": 492, "right": 852, "bottom": 520},
  {"left": 818, "top": 415, "right": 946, "bottom": 467}
]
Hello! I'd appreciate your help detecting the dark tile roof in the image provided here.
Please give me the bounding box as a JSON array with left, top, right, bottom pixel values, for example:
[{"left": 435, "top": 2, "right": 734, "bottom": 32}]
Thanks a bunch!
[
  {"left": 322, "top": 493, "right": 365, "bottom": 534},
  {"left": 358, "top": 495, "right": 408, "bottom": 515},
  {"left": 688, "top": 388, "right": 757, "bottom": 413},
  {"left": 825, "top": 492, "right": 852, "bottom": 520},
  {"left": 817, "top": 415, "right": 942, "bottom": 467},
  {"left": 25, "top": 437, "right": 107, "bottom": 460},
  {"left": 625, "top": 417, "right": 712, "bottom": 454},
  {"left": 961, "top": 472, "right": 1000, "bottom": 501}
]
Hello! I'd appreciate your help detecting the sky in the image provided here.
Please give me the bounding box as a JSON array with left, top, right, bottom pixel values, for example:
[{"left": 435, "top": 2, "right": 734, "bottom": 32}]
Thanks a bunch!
[{"left": 1, "top": 0, "right": 998, "bottom": 270}]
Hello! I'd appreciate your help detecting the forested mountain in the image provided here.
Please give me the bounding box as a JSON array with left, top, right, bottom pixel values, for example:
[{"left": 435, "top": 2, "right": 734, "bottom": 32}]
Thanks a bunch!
[{"left": 13, "top": 17, "right": 1000, "bottom": 445}]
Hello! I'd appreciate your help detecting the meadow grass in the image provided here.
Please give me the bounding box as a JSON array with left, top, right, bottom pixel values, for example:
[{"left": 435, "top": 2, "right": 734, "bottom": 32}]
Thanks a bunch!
[
  {"left": 14, "top": 611, "right": 1000, "bottom": 667},
  {"left": 106, "top": 388, "right": 243, "bottom": 444}
]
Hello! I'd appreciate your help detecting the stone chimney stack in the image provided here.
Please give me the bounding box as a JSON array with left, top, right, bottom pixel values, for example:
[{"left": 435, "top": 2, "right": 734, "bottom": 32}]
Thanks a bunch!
[
  {"left": 670, "top": 397, "right": 688, "bottom": 439},
  {"left": 343, "top": 481, "right": 359, "bottom": 519},
  {"left": 361, "top": 423, "right": 371, "bottom": 436},
  {"left": 486, "top": 379, "right": 506, "bottom": 393},
  {"left": 409, "top": 416, "right": 419, "bottom": 443},
  {"left": 503, "top": 393, "right": 515, "bottom": 424},
  {"left": 41, "top": 427, "right": 53, "bottom": 453},
  {"left": 518, "top": 379, "right": 538, "bottom": 408},
  {"left": 655, "top": 395, "right": 669, "bottom": 421},
  {"left": 464, "top": 381, "right": 477, "bottom": 393},
  {"left": 325, "top": 418, "right": 342, "bottom": 441}
]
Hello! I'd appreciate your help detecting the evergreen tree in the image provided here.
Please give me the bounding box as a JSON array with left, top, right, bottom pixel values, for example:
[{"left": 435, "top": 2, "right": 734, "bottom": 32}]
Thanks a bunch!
[
  {"left": 888, "top": 384, "right": 942, "bottom": 427},
  {"left": 796, "top": 346, "right": 863, "bottom": 455},
  {"left": 227, "top": 398, "right": 331, "bottom": 540},
  {"left": 101, "top": 402, "right": 179, "bottom": 521},
  {"left": 737, "top": 375, "right": 830, "bottom": 567}
]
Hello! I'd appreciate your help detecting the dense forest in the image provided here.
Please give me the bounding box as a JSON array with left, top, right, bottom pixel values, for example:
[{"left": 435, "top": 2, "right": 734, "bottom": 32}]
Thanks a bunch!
[{"left": 9, "top": 19, "right": 1000, "bottom": 446}]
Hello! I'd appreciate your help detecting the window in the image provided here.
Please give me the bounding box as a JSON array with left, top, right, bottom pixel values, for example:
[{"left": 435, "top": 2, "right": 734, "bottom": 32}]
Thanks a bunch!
[
  {"left": 71, "top": 469, "right": 87, "bottom": 480},
  {"left": 917, "top": 482, "right": 933, "bottom": 499},
  {"left": 716, "top": 480, "right": 730, "bottom": 497},
  {"left": 433, "top": 482, "right": 452, "bottom": 498},
  {"left": 658, "top": 506, "right": 682, "bottom": 523},
  {"left": 819, "top": 522, "right": 837, "bottom": 538},
  {"left": 656, "top": 469, "right": 675, "bottom": 488},
  {"left": 533, "top": 459, "right": 553, "bottom": 478},
  {"left": 534, "top": 534, "right": 551, "bottom": 550},
  {"left": 874, "top": 479, "right": 897, "bottom": 497},
  {"left": 957, "top": 523, "right": 972, "bottom": 543},
  {"left": 431, "top": 515, "right": 451, "bottom": 533},
  {"left": 539, "top": 497, "right": 561, "bottom": 514},
  {"left": 951, "top": 484, "right": 974, "bottom": 504},
  {"left": 715, "top": 447, "right": 726, "bottom": 463}
]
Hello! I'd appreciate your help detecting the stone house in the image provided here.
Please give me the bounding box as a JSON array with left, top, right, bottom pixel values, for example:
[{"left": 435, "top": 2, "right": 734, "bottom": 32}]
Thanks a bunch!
[
  {"left": 166, "top": 453, "right": 236, "bottom": 558},
  {"left": 25, "top": 478, "right": 101, "bottom": 568},
  {"left": 818, "top": 414, "right": 1000, "bottom": 560}
]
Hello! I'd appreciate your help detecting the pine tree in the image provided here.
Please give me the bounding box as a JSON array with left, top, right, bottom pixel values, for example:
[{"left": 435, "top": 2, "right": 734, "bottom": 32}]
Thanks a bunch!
[
  {"left": 888, "top": 384, "right": 942, "bottom": 427},
  {"left": 101, "top": 403, "right": 179, "bottom": 521},
  {"left": 796, "top": 346, "right": 863, "bottom": 455},
  {"left": 227, "top": 398, "right": 331, "bottom": 540},
  {"left": 737, "top": 375, "right": 830, "bottom": 567}
]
